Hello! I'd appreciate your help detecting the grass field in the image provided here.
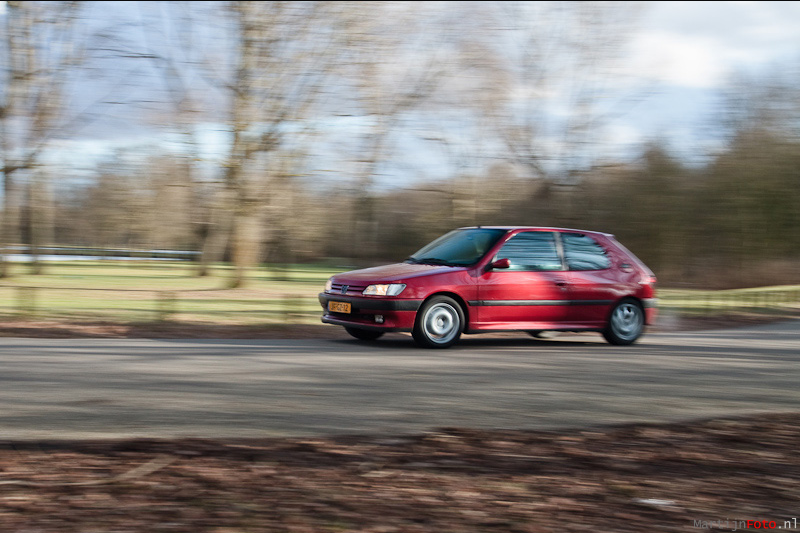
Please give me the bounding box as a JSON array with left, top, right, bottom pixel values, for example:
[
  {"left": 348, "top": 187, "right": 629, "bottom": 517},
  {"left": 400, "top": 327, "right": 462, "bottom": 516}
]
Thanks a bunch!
[
  {"left": 0, "top": 261, "right": 797, "bottom": 325},
  {"left": 0, "top": 261, "right": 342, "bottom": 325}
]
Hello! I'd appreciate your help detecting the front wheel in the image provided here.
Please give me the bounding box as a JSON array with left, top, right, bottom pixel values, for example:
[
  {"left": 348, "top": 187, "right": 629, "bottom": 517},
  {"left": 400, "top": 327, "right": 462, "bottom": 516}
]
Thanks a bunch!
[
  {"left": 412, "top": 296, "right": 464, "bottom": 348},
  {"left": 344, "top": 327, "right": 384, "bottom": 341},
  {"left": 602, "top": 299, "right": 644, "bottom": 345}
]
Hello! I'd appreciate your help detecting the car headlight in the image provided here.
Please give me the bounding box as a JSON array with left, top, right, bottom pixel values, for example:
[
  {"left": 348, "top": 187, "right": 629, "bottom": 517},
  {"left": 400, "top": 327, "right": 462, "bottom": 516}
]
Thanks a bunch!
[
  {"left": 363, "top": 283, "right": 406, "bottom": 296},
  {"left": 325, "top": 278, "right": 333, "bottom": 292}
]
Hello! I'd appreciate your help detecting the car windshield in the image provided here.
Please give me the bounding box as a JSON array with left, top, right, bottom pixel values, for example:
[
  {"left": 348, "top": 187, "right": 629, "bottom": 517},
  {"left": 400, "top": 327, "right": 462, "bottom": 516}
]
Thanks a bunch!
[{"left": 407, "top": 228, "right": 507, "bottom": 266}]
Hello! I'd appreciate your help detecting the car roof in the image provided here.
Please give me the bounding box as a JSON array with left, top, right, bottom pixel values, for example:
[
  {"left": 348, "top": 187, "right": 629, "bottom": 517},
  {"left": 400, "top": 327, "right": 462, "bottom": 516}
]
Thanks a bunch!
[{"left": 457, "top": 226, "right": 613, "bottom": 237}]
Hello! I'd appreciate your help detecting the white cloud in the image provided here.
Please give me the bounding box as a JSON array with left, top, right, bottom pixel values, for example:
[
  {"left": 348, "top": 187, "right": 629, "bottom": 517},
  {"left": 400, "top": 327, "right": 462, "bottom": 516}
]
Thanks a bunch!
[
  {"left": 628, "top": 1, "right": 800, "bottom": 88},
  {"left": 604, "top": 123, "right": 643, "bottom": 147},
  {"left": 629, "top": 32, "right": 728, "bottom": 88}
]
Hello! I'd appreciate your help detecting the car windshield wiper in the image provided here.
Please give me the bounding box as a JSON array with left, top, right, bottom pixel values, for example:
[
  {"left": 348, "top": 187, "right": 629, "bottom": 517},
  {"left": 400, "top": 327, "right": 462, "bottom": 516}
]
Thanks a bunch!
[{"left": 408, "top": 257, "right": 456, "bottom": 266}]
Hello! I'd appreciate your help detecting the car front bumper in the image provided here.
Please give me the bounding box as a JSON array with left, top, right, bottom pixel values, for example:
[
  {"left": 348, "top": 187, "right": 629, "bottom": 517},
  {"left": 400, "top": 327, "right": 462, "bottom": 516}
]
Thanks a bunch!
[{"left": 318, "top": 292, "right": 422, "bottom": 332}]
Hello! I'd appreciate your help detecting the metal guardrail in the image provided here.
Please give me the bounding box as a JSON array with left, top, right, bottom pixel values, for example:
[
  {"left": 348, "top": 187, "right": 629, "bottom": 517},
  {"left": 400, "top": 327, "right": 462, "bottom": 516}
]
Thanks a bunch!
[{"left": 6, "top": 245, "right": 199, "bottom": 260}]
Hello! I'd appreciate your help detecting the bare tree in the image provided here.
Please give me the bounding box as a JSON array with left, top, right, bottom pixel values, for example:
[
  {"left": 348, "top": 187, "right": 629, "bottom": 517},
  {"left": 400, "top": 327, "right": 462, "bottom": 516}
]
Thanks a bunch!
[
  {"left": 128, "top": 1, "right": 227, "bottom": 276},
  {"left": 0, "top": 1, "right": 85, "bottom": 276},
  {"left": 479, "top": 2, "right": 644, "bottom": 200},
  {"left": 329, "top": 2, "right": 455, "bottom": 258},
  {"left": 204, "top": 1, "right": 345, "bottom": 287},
  {"left": 718, "top": 65, "right": 800, "bottom": 142}
]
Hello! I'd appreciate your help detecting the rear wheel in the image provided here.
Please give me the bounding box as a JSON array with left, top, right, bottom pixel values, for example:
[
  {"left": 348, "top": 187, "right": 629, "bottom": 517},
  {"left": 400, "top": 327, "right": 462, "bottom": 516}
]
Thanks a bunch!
[
  {"left": 412, "top": 296, "right": 464, "bottom": 348},
  {"left": 344, "top": 327, "right": 384, "bottom": 341},
  {"left": 602, "top": 299, "right": 644, "bottom": 345}
]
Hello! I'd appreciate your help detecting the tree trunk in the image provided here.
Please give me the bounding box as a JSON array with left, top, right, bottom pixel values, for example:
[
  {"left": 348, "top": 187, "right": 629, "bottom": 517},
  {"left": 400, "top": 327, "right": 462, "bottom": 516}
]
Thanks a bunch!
[
  {"left": 28, "top": 170, "right": 55, "bottom": 275},
  {"left": 195, "top": 190, "right": 232, "bottom": 277},
  {"left": 0, "top": 175, "right": 22, "bottom": 278},
  {"left": 228, "top": 206, "right": 262, "bottom": 288}
]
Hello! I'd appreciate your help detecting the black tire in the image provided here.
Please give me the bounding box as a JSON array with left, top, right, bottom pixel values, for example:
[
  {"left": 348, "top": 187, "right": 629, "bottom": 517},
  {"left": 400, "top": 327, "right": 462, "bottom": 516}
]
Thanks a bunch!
[
  {"left": 344, "top": 327, "right": 384, "bottom": 341},
  {"left": 602, "top": 299, "right": 644, "bottom": 345},
  {"left": 412, "top": 295, "right": 464, "bottom": 348}
]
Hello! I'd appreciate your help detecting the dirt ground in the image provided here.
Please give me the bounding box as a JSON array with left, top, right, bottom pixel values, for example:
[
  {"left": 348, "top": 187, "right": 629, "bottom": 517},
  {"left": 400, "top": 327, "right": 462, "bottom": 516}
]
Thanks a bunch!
[
  {"left": 0, "top": 320, "right": 352, "bottom": 339},
  {"left": 0, "top": 413, "right": 797, "bottom": 532}
]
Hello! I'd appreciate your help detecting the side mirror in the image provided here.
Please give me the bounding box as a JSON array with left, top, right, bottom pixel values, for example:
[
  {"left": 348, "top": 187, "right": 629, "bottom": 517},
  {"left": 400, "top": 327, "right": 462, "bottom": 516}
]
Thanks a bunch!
[{"left": 488, "top": 258, "right": 510, "bottom": 270}]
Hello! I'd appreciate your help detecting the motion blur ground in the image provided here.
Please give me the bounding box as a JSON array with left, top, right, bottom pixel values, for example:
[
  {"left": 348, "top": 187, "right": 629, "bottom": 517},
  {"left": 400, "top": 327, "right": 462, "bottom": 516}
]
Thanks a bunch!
[
  {"left": 0, "top": 265, "right": 797, "bottom": 531},
  {"left": 0, "top": 413, "right": 798, "bottom": 533},
  {"left": 0, "top": 320, "right": 798, "bottom": 531},
  {"left": 0, "top": 279, "right": 796, "bottom": 532},
  {"left": 1, "top": 320, "right": 799, "bottom": 439}
]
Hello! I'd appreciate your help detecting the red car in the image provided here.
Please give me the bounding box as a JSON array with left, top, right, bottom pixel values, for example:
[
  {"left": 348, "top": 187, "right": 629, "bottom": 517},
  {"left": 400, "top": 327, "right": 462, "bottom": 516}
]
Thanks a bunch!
[{"left": 320, "top": 227, "right": 657, "bottom": 348}]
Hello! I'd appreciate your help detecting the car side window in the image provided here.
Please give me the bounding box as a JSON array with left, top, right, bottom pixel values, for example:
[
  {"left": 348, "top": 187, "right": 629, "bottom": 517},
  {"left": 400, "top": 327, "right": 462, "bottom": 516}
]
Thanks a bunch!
[
  {"left": 562, "top": 233, "right": 611, "bottom": 271},
  {"left": 495, "top": 232, "right": 562, "bottom": 271}
]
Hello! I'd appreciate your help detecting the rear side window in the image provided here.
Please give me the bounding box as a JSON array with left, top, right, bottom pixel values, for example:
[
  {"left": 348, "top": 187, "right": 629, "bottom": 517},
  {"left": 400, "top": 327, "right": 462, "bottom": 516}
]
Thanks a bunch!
[
  {"left": 562, "top": 233, "right": 611, "bottom": 271},
  {"left": 495, "top": 232, "right": 562, "bottom": 271}
]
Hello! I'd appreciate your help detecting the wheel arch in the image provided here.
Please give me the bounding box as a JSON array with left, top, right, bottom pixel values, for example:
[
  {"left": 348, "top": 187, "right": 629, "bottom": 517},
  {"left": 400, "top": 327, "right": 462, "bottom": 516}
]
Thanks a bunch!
[
  {"left": 606, "top": 295, "right": 644, "bottom": 321},
  {"left": 419, "top": 291, "right": 471, "bottom": 327}
]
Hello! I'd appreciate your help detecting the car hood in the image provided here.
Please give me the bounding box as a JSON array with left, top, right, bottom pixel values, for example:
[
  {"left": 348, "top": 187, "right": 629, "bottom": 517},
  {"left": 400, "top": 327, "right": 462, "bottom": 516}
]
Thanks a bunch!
[{"left": 333, "top": 262, "right": 464, "bottom": 283}]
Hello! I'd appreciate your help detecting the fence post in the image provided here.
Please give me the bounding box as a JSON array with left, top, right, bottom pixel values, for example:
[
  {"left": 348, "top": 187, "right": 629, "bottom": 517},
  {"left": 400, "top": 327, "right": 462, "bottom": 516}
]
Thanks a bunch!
[
  {"left": 293, "top": 295, "right": 305, "bottom": 324},
  {"left": 157, "top": 291, "right": 176, "bottom": 321},
  {"left": 16, "top": 286, "right": 37, "bottom": 317},
  {"left": 281, "top": 294, "right": 292, "bottom": 324},
  {"left": 281, "top": 294, "right": 304, "bottom": 324},
  {"left": 281, "top": 294, "right": 289, "bottom": 324}
]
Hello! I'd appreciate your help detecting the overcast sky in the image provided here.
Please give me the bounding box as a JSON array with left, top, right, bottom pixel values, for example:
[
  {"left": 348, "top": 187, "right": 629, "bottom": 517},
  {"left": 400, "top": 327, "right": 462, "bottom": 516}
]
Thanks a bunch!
[
  {"left": 5, "top": 1, "right": 800, "bottom": 184},
  {"left": 592, "top": 0, "right": 798, "bottom": 162},
  {"left": 632, "top": 1, "right": 800, "bottom": 88}
]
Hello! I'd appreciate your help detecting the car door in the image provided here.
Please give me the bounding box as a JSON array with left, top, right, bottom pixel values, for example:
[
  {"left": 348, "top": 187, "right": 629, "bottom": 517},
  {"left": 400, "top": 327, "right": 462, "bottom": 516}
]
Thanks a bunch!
[
  {"left": 561, "top": 232, "right": 618, "bottom": 326},
  {"left": 477, "top": 231, "right": 569, "bottom": 329}
]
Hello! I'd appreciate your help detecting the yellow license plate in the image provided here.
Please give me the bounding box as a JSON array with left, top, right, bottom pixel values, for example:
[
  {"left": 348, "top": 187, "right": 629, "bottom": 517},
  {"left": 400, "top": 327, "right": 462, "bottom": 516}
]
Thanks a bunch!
[{"left": 328, "top": 301, "right": 351, "bottom": 314}]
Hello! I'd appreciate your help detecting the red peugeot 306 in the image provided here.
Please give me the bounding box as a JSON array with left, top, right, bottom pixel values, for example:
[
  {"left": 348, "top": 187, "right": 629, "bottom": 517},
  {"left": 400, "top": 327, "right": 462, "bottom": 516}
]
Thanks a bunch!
[{"left": 320, "top": 227, "right": 658, "bottom": 348}]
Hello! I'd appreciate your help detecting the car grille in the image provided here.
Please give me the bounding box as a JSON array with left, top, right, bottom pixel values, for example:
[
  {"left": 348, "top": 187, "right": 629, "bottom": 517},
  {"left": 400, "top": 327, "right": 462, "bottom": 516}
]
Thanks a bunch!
[{"left": 331, "top": 283, "right": 368, "bottom": 295}]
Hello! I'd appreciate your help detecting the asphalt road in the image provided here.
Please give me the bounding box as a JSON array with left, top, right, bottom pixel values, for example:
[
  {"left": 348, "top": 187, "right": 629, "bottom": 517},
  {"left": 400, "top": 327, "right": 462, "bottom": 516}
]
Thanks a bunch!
[{"left": 0, "top": 321, "right": 798, "bottom": 440}]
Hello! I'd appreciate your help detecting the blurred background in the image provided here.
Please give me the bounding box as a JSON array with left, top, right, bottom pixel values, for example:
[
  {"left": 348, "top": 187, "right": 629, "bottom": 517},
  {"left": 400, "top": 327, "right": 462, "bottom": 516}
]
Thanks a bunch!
[{"left": 0, "top": 0, "right": 798, "bottom": 324}]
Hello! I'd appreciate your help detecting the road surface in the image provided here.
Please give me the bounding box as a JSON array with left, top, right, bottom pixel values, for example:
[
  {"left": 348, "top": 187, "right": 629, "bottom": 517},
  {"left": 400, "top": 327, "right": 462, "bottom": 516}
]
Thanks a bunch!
[{"left": 0, "top": 321, "right": 798, "bottom": 439}]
